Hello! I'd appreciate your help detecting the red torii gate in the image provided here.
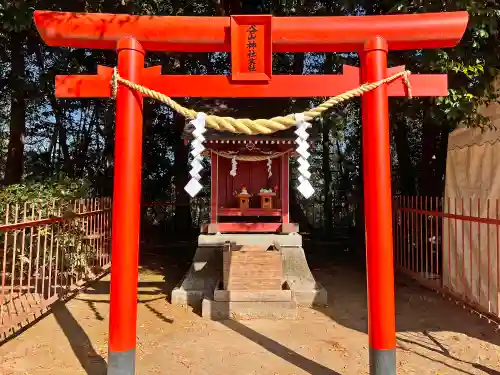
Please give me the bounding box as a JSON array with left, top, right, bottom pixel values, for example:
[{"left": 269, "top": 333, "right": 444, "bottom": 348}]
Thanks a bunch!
[{"left": 34, "top": 10, "right": 468, "bottom": 375}]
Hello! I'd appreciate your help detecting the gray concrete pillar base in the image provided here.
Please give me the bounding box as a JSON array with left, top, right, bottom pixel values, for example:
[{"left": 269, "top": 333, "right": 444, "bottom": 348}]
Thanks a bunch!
[
  {"left": 369, "top": 347, "right": 396, "bottom": 375},
  {"left": 107, "top": 349, "right": 135, "bottom": 375}
]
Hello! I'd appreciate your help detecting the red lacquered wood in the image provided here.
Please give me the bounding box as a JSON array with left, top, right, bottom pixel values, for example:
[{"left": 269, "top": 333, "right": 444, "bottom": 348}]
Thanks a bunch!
[
  {"left": 34, "top": 10, "right": 468, "bottom": 53},
  {"left": 204, "top": 222, "right": 284, "bottom": 233},
  {"left": 361, "top": 37, "right": 396, "bottom": 360},
  {"left": 281, "top": 153, "right": 290, "bottom": 225},
  {"left": 398, "top": 207, "right": 500, "bottom": 226},
  {"left": 218, "top": 208, "right": 282, "bottom": 217},
  {"left": 211, "top": 152, "right": 219, "bottom": 224},
  {"left": 230, "top": 15, "right": 273, "bottom": 81},
  {"left": 217, "top": 158, "right": 281, "bottom": 210},
  {"left": 108, "top": 37, "right": 144, "bottom": 354},
  {"left": 55, "top": 64, "right": 447, "bottom": 99}
]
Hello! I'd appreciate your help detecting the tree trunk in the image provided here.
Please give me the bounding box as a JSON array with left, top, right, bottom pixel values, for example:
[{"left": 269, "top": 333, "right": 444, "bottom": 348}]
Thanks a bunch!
[
  {"left": 286, "top": 51, "right": 312, "bottom": 231},
  {"left": 394, "top": 118, "right": 416, "bottom": 196},
  {"left": 51, "top": 99, "right": 72, "bottom": 176},
  {"left": 418, "top": 111, "right": 441, "bottom": 197},
  {"left": 322, "top": 120, "right": 333, "bottom": 232},
  {"left": 434, "top": 125, "right": 451, "bottom": 197},
  {"left": 293, "top": 52, "right": 304, "bottom": 74},
  {"left": 73, "top": 108, "right": 95, "bottom": 177},
  {"left": 354, "top": 120, "right": 366, "bottom": 260},
  {"left": 319, "top": 52, "right": 338, "bottom": 233},
  {"left": 222, "top": 0, "right": 242, "bottom": 14},
  {"left": 289, "top": 187, "right": 313, "bottom": 232},
  {"left": 102, "top": 103, "right": 116, "bottom": 196},
  {"left": 173, "top": 114, "right": 192, "bottom": 236},
  {"left": 4, "top": 32, "right": 26, "bottom": 185}
]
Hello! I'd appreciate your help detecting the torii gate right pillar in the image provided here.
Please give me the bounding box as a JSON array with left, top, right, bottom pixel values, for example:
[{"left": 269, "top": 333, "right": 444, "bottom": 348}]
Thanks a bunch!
[{"left": 361, "top": 36, "right": 397, "bottom": 374}]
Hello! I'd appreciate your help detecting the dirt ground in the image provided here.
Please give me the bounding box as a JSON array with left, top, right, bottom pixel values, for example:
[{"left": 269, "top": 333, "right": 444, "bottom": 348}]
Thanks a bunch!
[{"left": 1, "top": 243, "right": 500, "bottom": 375}]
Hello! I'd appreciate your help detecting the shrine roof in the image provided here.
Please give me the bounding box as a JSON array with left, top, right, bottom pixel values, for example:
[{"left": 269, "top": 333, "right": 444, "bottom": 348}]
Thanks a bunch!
[{"left": 182, "top": 126, "right": 319, "bottom": 144}]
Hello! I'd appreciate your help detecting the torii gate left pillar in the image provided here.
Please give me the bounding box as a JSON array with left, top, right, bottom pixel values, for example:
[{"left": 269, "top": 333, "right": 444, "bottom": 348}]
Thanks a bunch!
[
  {"left": 34, "top": 10, "right": 467, "bottom": 375},
  {"left": 107, "top": 37, "right": 145, "bottom": 374}
]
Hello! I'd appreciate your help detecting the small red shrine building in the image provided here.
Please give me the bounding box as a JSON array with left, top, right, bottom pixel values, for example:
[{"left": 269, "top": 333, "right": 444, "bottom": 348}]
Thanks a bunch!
[{"left": 184, "top": 128, "right": 317, "bottom": 234}]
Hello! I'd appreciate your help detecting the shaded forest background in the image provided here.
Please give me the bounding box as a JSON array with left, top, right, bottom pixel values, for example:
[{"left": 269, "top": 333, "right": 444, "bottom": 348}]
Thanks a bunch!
[{"left": 0, "top": 0, "right": 499, "bottom": 238}]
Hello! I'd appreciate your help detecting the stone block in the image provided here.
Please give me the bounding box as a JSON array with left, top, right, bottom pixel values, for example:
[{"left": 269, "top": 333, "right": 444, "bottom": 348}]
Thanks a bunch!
[
  {"left": 170, "top": 246, "right": 221, "bottom": 309},
  {"left": 281, "top": 246, "right": 328, "bottom": 307},
  {"left": 202, "top": 298, "right": 298, "bottom": 320},
  {"left": 197, "top": 233, "right": 303, "bottom": 248},
  {"left": 214, "top": 289, "right": 293, "bottom": 302}
]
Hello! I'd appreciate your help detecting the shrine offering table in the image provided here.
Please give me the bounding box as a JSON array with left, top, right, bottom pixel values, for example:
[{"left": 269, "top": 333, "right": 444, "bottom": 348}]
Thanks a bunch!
[
  {"left": 258, "top": 192, "right": 276, "bottom": 209},
  {"left": 236, "top": 193, "right": 251, "bottom": 210}
]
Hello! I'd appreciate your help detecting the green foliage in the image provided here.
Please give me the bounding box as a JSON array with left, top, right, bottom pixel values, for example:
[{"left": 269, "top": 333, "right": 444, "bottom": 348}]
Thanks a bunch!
[
  {"left": 384, "top": 0, "right": 500, "bottom": 128},
  {"left": 0, "top": 0, "right": 37, "bottom": 33},
  {"left": 0, "top": 177, "right": 91, "bottom": 240},
  {"left": 0, "top": 178, "right": 104, "bottom": 290},
  {"left": 0, "top": 177, "right": 90, "bottom": 206}
]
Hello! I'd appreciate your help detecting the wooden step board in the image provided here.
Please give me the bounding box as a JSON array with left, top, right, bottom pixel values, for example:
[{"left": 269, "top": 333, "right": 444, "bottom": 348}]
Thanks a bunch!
[{"left": 223, "top": 245, "right": 283, "bottom": 291}]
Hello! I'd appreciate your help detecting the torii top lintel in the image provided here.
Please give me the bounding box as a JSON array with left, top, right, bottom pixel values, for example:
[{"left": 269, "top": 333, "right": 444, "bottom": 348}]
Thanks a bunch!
[
  {"left": 34, "top": 10, "right": 467, "bottom": 53},
  {"left": 34, "top": 10, "right": 468, "bottom": 99}
]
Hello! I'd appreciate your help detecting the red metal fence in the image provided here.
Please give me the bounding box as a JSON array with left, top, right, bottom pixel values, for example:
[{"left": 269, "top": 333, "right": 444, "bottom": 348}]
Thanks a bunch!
[
  {"left": 0, "top": 198, "right": 112, "bottom": 339},
  {"left": 5, "top": 195, "right": 496, "bottom": 338},
  {"left": 394, "top": 196, "right": 500, "bottom": 324}
]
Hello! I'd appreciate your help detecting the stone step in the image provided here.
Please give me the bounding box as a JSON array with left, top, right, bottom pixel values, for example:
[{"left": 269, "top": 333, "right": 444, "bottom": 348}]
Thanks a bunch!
[
  {"left": 202, "top": 298, "right": 298, "bottom": 320},
  {"left": 225, "top": 280, "right": 282, "bottom": 291},
  {"left": 214, "top": 289, "right": 292, "bottom": 302}
]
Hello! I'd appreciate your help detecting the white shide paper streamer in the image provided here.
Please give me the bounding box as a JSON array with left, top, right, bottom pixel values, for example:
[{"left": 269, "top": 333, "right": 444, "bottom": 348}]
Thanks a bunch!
[
  {"left": 294, "top": 113, "right": 314, "bottom": 199},
  {"left": 184, "top": 113, "right": 207, "bottom": 197}
]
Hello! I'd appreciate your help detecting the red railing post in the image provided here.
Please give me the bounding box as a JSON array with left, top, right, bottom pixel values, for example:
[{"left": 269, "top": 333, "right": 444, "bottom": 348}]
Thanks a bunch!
[
  {"left": 108, "top": 37, "right": 144, "bottom": 375},
  {"left": 361, "top": 36, "right": 397, "bottom": 375}
]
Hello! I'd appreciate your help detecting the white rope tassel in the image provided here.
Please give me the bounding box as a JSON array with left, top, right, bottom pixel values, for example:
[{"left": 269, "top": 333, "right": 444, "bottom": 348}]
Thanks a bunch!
[
  {"left": 184, "top": 112, "right": 207, "bottom": 197},
  {"left": 230, "top": 156, "right": 238, "bottom": 177},
  {"left": 267, "top": 157, "right": 272, "bottom": 178},
  {"left": 294, "top": 113, "right": 314, "bottom": 199}
]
